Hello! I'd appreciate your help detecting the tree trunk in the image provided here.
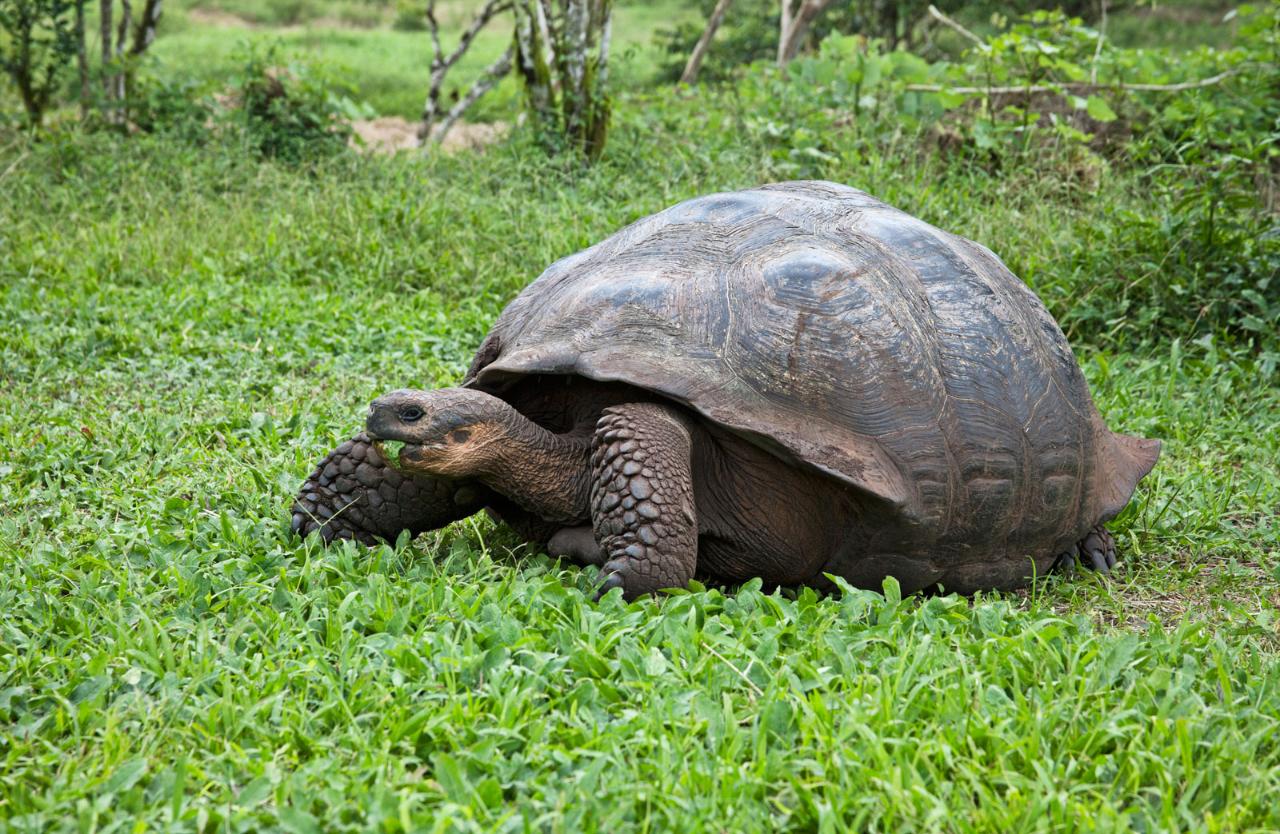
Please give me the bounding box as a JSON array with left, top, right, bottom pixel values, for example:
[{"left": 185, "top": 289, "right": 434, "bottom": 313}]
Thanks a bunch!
[
  {"left": 513, "top": 0, "right": 612, "bottom": 161},
  {"left": 99, "top": 0, "right": 113, "bottom": 101},
  {"left": 513, "top": 1, "right": 555, "bottom": 127},
  {"left": 562, "top": 0, "right": 588, "bottom": 138},
  {"left": 680, "top": 0, "right": 733, "bottom": 85},
  {"left": 596, "top": 1, "right": 611, "bottom": 87},
  {"left": 75, "top": 0, "right": 90, "bottom": 118},
  {"left": 778, "top": 0, "right": 836, "bottom": 65},
  {"left": 131, "top": 0, "right": 162, "bottom": 54},
  {"left": 11, "top": 3, "right": 43, "bottom": 124},
  {"left": 114, "top": 0, "right": 131, "bottom": 112}
]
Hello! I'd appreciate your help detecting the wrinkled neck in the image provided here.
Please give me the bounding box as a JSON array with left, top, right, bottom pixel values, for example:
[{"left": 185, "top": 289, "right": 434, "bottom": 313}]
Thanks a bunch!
[{"left": 475, "top": 405, "right": 591, "bottom": 525}]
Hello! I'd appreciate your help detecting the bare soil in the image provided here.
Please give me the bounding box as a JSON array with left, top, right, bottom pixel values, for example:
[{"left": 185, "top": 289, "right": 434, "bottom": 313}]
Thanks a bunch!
[
  {"left": 350, "top": 116, "right": 509, "bottom": 154},
  {"left": 185, "top": 8, "right": 258, "bottom": 27}
]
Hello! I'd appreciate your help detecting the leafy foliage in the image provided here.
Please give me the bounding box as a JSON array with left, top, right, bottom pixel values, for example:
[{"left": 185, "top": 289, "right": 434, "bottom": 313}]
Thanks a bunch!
[
  {"left": 127, "top": 67, "right": 216, "bottom": 141},
  {"left": 230, "top": 45, "right": 361, "bottom": 162},
  {"left": 0, "top": 0, "right": 78, "bottom": 124},
  {"left": 654, "top": 0, "right": 930, "bottom": 83}
]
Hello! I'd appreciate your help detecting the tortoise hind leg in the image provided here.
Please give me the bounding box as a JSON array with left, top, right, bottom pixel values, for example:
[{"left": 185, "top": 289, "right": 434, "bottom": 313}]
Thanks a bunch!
[
  {"left": 547, "top": 526, "right": 606, "bottom": 566},
  {"left": 484, "top": 500, "right": 604, "bottom": 566},
  {"left": 1053, "top": 524, "right": 1119, "bottom": 576}
]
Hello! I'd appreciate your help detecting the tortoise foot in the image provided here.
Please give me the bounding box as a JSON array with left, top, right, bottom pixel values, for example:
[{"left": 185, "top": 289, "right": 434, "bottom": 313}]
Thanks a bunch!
[
  {"left": 292, "top": 433, "right": 386, "bottom": 545},
  {"left": 1053, "top": 524, "right": 1118, "bottom": 576},
  {"left": 292, "top": 432, "right": 483, "bottom": 546}
]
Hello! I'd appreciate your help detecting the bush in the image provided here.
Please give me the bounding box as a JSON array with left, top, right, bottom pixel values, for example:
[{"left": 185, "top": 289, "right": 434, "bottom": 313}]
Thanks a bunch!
[
  {"left": 392, "top": 0, "right": 429, "bottom": 31},
  {"left": 127, "top": 68, "right": 215, "bottom": 142},
  {"left": 230, "top": 46, "right": 359, "bottom": 162}
]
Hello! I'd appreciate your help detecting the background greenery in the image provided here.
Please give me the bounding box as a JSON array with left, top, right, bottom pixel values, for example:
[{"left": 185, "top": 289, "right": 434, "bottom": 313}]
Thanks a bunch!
[{"left": 1, "top": 0, "right": 1278, "bottom": 831}]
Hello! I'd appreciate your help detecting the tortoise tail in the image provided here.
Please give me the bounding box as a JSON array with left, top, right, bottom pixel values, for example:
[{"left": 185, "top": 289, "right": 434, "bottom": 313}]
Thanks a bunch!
[{"left": 1095, "top": 430, "right": 1161, "bottom": 523}]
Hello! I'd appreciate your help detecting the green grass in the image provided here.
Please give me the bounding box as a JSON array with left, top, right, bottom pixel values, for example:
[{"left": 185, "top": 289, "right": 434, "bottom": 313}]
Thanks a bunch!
[
  {"left": 1105, "top": 1, "right": 1242, "bottom": 51},
  {"left": 3, "top": 3, "right": 1280, "bottom": 825},
  {"left": 2, "top": 93, "right": 1279, "bottom": 828}
]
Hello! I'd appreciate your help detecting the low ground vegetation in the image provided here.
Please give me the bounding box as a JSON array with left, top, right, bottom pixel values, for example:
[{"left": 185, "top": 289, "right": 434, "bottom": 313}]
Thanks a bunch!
[{"left": 1, "top": 1, "right": 1278, "bottom": 831}]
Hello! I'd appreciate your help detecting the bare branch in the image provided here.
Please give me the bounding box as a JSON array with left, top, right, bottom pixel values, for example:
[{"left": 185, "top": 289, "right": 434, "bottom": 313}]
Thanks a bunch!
[
  {"left": 777, "top": 0, "right": 793, "bottom": 66},
  {"left": 420, "top": 1, "right": 444, "bottom": 134},
  {"left": 680, "top": 0, "right": 733, "bottom": 85},
  {"left": 926, "top": 4, "right": 982, "bottom": 47},
  {"left": 426, "top": 0, "right": 442, "bottom": 70},
  {"left": 74, "top": 1, "right": 89, "bottom": 118},
  {"left": 452, "top": 0, "right": 512, "bottom": 69},
  {"left": 419, "top": 0, "right": 512, "bottom": 139},
  {"left": 1090, "top": 0, "right": 1107, "bottom": 85},
  {"left": 433, "top": 46, "right": 514, "bottom": 144},
  {"left": 904, "top": 66, "right": 1251, "bottom": 95},
  {"left": 116, "top": 0, "right": 131, "bottom": 61}
]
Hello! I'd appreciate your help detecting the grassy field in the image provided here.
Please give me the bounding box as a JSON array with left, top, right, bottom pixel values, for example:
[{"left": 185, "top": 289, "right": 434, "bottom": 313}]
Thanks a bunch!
[{"left": 2, "top": 2, "right": 1280, "bottom": 832}]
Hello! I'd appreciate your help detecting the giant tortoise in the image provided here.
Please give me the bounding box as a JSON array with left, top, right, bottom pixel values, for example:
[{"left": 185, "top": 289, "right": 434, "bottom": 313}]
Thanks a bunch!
[{"left": 292, "top": 181, "right": 1160, "bottom": 600}]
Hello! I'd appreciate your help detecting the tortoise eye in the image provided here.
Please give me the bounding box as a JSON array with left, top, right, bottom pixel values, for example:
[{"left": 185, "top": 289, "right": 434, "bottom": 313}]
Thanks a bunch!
[{"left": 400, "top": 406, "right": 424, "bottom": 423}]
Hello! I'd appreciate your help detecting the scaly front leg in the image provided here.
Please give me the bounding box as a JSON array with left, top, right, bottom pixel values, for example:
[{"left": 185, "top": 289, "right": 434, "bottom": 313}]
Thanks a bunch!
[
  {"left": 590, "top": 404, "right": 698, "bottom": 600},
  {"left": 292, "top": 432, "right": 485, "bottom": 545}
]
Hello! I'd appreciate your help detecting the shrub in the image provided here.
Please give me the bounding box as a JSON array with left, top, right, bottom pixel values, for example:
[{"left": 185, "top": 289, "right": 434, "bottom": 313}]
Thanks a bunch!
[
  {"left": 127, "top": 67, "right": 215, "bottom": 142},
  {"left": 392, "top": 0, "right": 429, "bottom": 31},
  {"left": 230, "top": 46, "right": 358, "bottom": 162}
]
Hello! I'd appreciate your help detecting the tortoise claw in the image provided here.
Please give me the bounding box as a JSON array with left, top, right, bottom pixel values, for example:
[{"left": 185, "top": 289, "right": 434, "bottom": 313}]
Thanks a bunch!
[
  {"left": 1056, "top": 525, "right": 1119, "bottom": 577},
  {"left": 1081, "top": 527, "right": 1117, "bottom": 573},
  {"left": 593, "top": 569, "right": 625, "bottom": 602},
  {"left": 1053, "top": 544, "right": 1079, "bottom": 578}
]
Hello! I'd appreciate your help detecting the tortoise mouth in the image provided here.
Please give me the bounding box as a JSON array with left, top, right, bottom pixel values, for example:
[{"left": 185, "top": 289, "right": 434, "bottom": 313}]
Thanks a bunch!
[
  {"left": 374, "top": 439, "right": 411, "bottom": 470},
  {"left": 375, "top": 438, "right": 449, "bottom": 470}
]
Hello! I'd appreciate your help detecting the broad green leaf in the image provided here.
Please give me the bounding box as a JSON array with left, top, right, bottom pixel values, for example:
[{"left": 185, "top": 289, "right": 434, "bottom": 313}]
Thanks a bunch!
[
  {"left": 103, "top": 758, "right": 148, "bottom": 794},
  {"left": 1086, "top": 95, "right": 1118, "bottom": 122}
]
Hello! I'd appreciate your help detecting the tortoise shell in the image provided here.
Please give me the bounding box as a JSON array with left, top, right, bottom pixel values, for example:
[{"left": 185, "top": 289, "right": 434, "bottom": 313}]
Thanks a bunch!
[{"left": 464, "top": 181, "right": 1159, "bottom": 575}]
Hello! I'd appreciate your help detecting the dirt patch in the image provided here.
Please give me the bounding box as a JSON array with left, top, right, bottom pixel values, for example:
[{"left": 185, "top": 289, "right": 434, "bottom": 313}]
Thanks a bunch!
[
  {"left": 438, "top": 120, "right": 509, "bottom": 152},
  {"left": 350, "top": 116, "right": 509, "bottom": 154},
  {"left": 293, "top": 16, "right": 370, "bottom": 30},
  {"left": 352, "top": 117, "right": 420, "bottom": 153},
  {"left": 186, "top": 7, "right": 258, "bottom": 27}
]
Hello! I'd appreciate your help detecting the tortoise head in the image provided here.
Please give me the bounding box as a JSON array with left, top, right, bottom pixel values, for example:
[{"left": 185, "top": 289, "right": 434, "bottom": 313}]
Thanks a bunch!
[{"left": 366, "top": 388, "right": 511, "bottom": 479}]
